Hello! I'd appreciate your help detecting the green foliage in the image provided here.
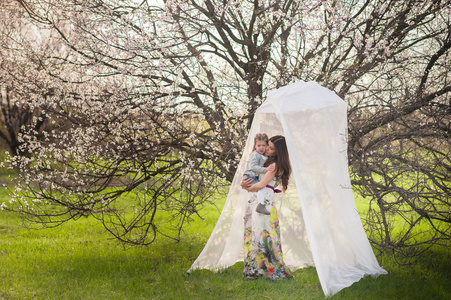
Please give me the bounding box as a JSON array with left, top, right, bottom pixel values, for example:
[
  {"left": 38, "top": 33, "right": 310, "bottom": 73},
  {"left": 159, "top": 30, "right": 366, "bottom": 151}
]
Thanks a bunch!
[{"left": 0, "top": 187, "right": 450, "bottom": 300}]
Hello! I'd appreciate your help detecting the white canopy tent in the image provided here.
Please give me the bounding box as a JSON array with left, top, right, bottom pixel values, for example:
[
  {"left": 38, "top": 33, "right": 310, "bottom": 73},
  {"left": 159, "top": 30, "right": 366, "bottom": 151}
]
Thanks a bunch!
[{"left": 188, "top": 81, "right": 387, "bottom": 297}]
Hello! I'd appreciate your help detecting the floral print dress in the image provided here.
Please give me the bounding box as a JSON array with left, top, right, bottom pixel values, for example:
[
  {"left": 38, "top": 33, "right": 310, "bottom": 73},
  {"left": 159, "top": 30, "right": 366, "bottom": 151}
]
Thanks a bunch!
[{"left": 243, "top": 178, "right": 292, "bottom": 280}]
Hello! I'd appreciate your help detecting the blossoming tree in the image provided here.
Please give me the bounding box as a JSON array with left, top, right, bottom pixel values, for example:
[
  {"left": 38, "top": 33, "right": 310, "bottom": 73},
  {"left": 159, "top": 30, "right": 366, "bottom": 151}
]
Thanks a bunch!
[{"left": 0, "top": 0, "right": 449, "bottom": 260}]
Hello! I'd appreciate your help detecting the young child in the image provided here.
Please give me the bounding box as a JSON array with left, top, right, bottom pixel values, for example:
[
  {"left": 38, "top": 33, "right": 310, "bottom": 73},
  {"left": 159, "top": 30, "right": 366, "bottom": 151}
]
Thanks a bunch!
[{"left": 243, "top": 133, "right": 271, "bottom": 215}]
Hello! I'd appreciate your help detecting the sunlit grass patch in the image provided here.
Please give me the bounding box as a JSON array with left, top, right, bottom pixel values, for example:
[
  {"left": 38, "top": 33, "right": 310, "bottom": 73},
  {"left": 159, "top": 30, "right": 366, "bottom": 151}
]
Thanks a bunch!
[{"left": 0, "top": 171, "right": 450, "bottom": 299}]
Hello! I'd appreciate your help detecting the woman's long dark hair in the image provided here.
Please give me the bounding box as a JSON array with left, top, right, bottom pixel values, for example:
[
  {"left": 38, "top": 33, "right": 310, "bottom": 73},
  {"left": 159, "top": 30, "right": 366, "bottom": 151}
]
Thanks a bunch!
[{"left": 264, "top": 135, "right": 291, "bottom": 190}]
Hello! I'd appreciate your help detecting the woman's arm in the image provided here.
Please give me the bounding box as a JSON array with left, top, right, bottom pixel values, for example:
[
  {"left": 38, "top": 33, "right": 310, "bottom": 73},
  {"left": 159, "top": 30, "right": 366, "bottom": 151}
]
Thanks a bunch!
[{"left": 241, "top": 163, "right": 276, "bottom": 192}]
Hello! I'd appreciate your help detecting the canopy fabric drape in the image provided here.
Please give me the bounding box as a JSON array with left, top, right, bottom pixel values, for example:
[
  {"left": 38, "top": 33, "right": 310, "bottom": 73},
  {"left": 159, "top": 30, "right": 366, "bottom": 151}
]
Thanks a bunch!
[{"left": 188, "top": 81, "right": 387, "bottom": 297}]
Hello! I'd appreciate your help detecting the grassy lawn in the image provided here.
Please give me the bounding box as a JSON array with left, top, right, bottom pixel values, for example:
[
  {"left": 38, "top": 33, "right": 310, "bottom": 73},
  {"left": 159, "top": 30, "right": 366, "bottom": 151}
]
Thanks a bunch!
[{"left": 0, "top": 184, "right": 450, "bottom": 299}]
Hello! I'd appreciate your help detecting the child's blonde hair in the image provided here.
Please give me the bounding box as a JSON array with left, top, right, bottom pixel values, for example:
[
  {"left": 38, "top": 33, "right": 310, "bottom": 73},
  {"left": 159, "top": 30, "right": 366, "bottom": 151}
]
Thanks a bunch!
[{"left": 252, "top": 133, "right": 269, "bottom": 151}]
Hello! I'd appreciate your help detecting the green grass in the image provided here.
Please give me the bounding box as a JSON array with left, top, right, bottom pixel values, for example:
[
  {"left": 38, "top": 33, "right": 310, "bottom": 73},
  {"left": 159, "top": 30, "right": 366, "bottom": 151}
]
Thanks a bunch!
[{"left": 0, "top": 186, "right": 450, "bottom": 299}]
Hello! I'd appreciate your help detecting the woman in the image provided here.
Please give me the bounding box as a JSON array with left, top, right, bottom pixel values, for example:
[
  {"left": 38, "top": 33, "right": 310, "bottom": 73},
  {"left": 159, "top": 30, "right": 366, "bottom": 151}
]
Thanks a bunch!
[{"left": 241, "top": 135, "right": 292, "bottom": 280}]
